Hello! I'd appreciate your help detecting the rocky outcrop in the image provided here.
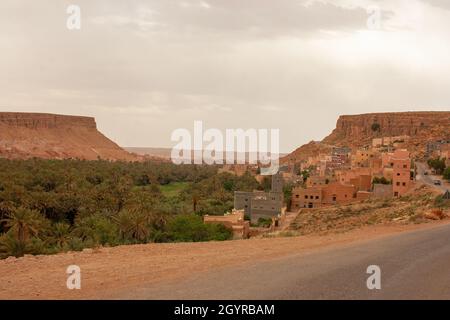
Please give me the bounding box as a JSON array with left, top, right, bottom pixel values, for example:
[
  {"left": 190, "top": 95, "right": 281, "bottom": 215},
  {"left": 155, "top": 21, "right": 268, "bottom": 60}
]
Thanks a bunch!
[
  {"left": 281, "top": 141, "right": 332, "bottom": 164},
  {"left": 0, "top": 112, "right": 138, "bottom": 161},
  {"left": 283, "top": 111, "right": 450, "bottom": 164},
  {"left": 323, "top": 111, "right": 450, "bottom": 147}
]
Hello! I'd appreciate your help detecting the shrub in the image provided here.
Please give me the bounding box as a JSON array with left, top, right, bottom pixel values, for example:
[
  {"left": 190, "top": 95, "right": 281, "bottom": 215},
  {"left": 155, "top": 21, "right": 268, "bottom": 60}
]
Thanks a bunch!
[
  {"left": 161, "top": 215, "right": 232, "bottom": 242},
  {"left": 371, "top": 123, "right": 381, "bottom": 132},
  {"left": 372, "top": 177, "right": 391, "bottom": 185},
  {"left": 256, "top": 217, "right": 272, "bottom": 228},
  {"left": 428, "top": 157, "right": 446, "bottom": 174},
  {"left": 444, "top": 167, "right": 450, "bottom": 181},
  {"left": 73, "top": 215, "right": 119, "bottom": 246}
]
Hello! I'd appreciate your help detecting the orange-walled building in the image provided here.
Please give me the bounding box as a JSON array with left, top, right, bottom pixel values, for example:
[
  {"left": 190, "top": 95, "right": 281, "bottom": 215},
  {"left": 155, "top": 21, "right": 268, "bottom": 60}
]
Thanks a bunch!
[
  {"left": 292, "top": 182, "right": 357, "bottom": 209},
  {"left": 335, "top": 168, "right": 372, "bottom": 192},
  {"left": 292, "top": 186, "right": 322, "bottom": 209},
  {"left": 391, "top": 150, "right": 413, "bottom": 197},
  {"left": 322, "top": 182, "right": 357, "bottom": 205}
]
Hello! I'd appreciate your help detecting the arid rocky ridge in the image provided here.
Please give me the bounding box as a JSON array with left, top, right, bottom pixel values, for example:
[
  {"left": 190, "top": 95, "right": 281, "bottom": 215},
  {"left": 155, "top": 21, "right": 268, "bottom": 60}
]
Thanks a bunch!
[
  {"left": 283, "top": 111, "right": 450, "bottom": 163},
  {"left": 0, "top": 112, "right": 137, "bottom": 161}
]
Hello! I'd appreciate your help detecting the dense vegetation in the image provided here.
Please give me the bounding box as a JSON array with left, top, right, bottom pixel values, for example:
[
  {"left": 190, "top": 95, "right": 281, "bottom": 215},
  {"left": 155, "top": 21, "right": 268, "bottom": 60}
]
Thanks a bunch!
[
  {"left": 444, "top": 167, "right": 450, "bottom": 181},
  {"left": 0, "top": 159, "right": 261, "bottom": 258},
  {"left": 427, "top": 157, "right": 446, "bottom": 174},
  {"left": 372, "top": 177, "right": 391, "bottom": 185}
]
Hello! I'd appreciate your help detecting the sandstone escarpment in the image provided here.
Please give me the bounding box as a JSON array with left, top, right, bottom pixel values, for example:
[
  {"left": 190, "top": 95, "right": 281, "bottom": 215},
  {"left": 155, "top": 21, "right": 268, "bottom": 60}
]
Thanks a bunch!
[
  {"left": 0, "top": 112, "right": 137, "bottom": 161},
  {"left": 323, "top": 111, "right": 450, "bottom": 147},
  {"left": 283, "top": 111, "right": 450, "bottom": 164}
]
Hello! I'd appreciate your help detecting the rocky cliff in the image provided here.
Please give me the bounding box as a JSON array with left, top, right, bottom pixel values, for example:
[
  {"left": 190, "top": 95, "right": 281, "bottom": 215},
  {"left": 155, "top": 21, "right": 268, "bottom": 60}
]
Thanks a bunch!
[
  {"left": 323, "top": 111, "right": 450, "bottom": 147},
  {"left": 283, "top": 111, "right": 450, "bottom": 163},
  {"left": 0, "top": 112, "right": 138, "bottom": 161}
]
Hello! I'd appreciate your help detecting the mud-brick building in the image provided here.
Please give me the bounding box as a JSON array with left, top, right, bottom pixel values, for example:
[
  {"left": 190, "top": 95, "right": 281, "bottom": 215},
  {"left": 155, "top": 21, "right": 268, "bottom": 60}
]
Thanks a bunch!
[
  {"left": 204, "top": 209, "right": 250, "bottom": 239},
  {"left": 292, "top": 186, "right": 322, "bottom": 209},
  {"left": 391, "top": 149, "right": 414, "bottom": 197},
  {"left": 291, "top": 182, "right": 357, "bottom": 209},
  {"left": 321, "top": 182, "right": 357, "bottom": 205}
]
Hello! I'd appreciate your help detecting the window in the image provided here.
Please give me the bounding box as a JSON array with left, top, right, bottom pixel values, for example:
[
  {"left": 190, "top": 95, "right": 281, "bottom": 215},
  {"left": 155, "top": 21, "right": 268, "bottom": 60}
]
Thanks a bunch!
[
  {"left": 396, "top": 182, "right": 400, "bottom": 186},
  {"left": 332, "top": 196, "right": 337, "bottom": 202},
  {"left": 402, "top": 182, "right": 406, "bottom": 186},
  {"left": 316, "top": 196, "right": 319, "bottom": 199},
  {"left": 403, "top": 164, "right": 407, "bottom": 168},
  {"left": 397, "top": 173, "right": 400, "bottom": 176},
  {"left": 295, "top": 195, "right": 299, "bottom": 198},
  {"left": 305, "top": 195, "right": 308, "bottom": 199}
]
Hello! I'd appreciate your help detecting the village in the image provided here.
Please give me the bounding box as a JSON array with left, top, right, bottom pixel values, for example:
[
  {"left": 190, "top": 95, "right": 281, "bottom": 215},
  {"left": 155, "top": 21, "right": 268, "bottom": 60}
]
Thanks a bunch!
[{"left": 204, "top": 135, "right": 450, "bottom": 239}]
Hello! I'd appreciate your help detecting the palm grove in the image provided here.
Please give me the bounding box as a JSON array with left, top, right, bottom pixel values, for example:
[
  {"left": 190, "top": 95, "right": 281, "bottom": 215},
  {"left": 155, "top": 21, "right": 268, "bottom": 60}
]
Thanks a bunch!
[{"left": 0, "top": 159, "right": 265, "bottom": 259}]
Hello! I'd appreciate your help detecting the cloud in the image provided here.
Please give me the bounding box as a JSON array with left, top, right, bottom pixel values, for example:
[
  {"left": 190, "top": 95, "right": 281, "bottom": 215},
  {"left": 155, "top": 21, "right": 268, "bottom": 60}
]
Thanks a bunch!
[
  {"left": 0, "top": 0, "right": 449, "bottom": 151},
  {"left": 420, "top": 0, "right": 450, "bottom": 10}
]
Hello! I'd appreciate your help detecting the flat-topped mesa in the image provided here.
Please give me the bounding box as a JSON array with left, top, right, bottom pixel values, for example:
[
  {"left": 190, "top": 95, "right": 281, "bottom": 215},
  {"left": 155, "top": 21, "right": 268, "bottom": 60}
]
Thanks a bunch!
[
  {"left": 323, "top": 111, "right": 450, "bottom": 147},
  {"left": 283, "top": 111, "right": 450, "bottom": 164},
  {"left": 0, "top": 112, "right": 97, "bottom": 129},
  {"left": 0, "top": 112, "right": 138, "bottom": 161}
]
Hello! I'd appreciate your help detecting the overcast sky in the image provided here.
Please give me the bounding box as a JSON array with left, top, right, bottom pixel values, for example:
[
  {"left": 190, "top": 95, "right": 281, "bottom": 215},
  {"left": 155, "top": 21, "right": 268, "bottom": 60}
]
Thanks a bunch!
[{"left": 1, "top": 0, "right": 450, "bottom": 152}]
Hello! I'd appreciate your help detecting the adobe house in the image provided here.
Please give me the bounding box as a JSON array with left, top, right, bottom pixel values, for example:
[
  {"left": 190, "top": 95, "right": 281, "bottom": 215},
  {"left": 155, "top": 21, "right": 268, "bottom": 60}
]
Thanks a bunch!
[
  {"left": 373, "top": 184, "right": 393, "bottom": 199},
  {"left": 370, "top": 157, "right": 383, "bottom": 172},
  {"left": 332, "top": 146, "right": 352, "bottom": 156},
  {"left": 382, "top": 166, "right": 394, "bottom": 181},
  {"left": 351, "top": 149, "right": 377, "bottom": 168},
  {"left": 203, "top": 209, "right": 250, "bottom": 239},
  {"left": 306, "top": 175, "right": 331, "bottom": 188},
  {"left": 381, "top": 152, "right": 395, "bottom": 168},
  {"left": 349, "top": 174, "right": 372, "bottom": 192},
  {"left": 356, "top": 191, "right": 372, "bottom": 201},
  {"left": 321, "top": 182, "right": 357, "bottom": 205},
  {"left": 292, "top": 186, "right": 323, "bottom": 209},
  {"left": 292, "top": 182, "right": 358, "bottom": 209},
  {"left": 335, "top": 168, "right": 372, "bottom": 192},
  {"left": 391, "top": 149, "right": 414, "bottom": 197}
]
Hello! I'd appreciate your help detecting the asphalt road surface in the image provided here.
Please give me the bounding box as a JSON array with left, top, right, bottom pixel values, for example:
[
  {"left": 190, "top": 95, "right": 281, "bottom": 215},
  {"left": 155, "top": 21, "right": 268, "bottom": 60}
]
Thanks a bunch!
[
  {"left": 416, "top": 162, "right": 449, "bottom": 193},
  {"left": 120, "top": 223, "right": 450, "bottom": 300}
]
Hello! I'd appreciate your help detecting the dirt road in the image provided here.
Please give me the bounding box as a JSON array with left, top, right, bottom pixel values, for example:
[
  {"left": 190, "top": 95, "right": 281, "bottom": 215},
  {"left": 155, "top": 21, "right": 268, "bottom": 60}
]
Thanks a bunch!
[{"left": 1, "top": 220, "right": 449, "bottom": 299}]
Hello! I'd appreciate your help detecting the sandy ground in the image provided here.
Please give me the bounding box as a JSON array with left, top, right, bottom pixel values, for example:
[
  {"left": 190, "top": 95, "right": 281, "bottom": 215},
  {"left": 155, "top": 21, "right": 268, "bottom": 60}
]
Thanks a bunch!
[{"left": 1, "top": 220, "right": 450, "bottom": 300}]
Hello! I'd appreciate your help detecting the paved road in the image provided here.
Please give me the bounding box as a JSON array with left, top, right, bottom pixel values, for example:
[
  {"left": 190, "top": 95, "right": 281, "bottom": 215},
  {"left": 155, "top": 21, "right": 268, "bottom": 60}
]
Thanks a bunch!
[
  {"left": 120, "top": 223, "right": 450, "bottom": 300},
  {"left": 416, "top": 162, "right": 448, "bottom": 193}
]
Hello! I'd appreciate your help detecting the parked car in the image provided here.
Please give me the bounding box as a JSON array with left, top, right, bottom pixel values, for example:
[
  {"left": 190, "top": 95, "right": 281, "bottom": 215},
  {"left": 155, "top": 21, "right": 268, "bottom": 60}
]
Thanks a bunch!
[{"left": 434, "top": 180, "right": 442, "bottom": 186}]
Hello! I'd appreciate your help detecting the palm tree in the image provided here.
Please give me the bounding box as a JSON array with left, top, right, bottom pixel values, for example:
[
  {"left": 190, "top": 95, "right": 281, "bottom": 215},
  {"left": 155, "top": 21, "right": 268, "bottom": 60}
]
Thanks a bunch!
[
  {"left": 0, "top": 233, "right": 25, "bottom": 258},
  {"left": 0, "top": 201, "right": 15, "bottom": 233},
  {"left": 1, "top": 207, "right": 46, "bottom": 244},
  {"left": 51, "top": 222, "right": 72, "bottom": 248},
  {"left": 113, "top": 210, "right": 133, "bottom": 240},
  {"left": 113, "top": 210, "right": 150, "bottom": 242}
]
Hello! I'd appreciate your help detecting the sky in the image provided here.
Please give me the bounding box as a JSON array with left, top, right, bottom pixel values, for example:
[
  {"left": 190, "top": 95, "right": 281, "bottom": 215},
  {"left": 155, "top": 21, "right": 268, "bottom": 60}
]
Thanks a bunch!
[{"left": 1, "top": 0, "right": 450, "bottom": 153}]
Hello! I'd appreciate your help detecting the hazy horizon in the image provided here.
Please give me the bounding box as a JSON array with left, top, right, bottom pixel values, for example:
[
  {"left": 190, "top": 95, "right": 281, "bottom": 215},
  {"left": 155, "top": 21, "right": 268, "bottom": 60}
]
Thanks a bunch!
[{"left": 1, "top": 0, "right": 450, "bottom": 153}]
